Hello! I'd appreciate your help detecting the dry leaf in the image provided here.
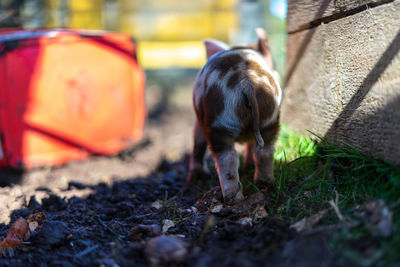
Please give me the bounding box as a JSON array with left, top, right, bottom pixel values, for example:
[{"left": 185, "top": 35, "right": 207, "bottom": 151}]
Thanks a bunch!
[
  {"left": 211, "top": 205, "right": 223, "bottom": 214},
  {"left": 238, "top": 217, "right": 253, "bottom": 226},
  {"left": 0, "top": 217, "right": 29, "bottom": 256},
  {"left": 151, "top": 201, "right": 163, "bottom": 210},
  {"left": 28, "top": 221, "right": 39, "bottom": 233},
  {"left": 253, "top": 207, "right": 268, "bottom": 222},
  {"left": 0, "top": 212, "right": 47, "bottom": 256},
  {"left": 162, "top": 219, "right": 175, "bottom": 233},
  {"left": 27, "top": 212, "right": 46, "bottom": 226}
]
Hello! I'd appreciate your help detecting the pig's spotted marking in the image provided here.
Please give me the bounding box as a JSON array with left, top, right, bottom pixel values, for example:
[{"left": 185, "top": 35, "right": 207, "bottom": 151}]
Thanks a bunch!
[
  {"left": 245, "top": 51, "right": 282, "bottom": 105},
  {"left": 203, "top": 83, "right": 225, "bottom": 128},
  {"left": 227, "top": 71, "right": 242, "bottom": 89},
  {"left": 208, "top": 127, "right": 234, "bottom": 153},
  {"left": 214, "top": 50, "right": 279, "bottom": 135},
  {"left": 214, "top": 53, "right": 244, "bottom": 78}
]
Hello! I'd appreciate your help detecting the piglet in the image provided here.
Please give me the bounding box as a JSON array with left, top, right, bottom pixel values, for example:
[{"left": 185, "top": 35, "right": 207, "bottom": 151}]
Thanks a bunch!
[{"left": 187, "top": 28, "right": 282, "bottom": 203}]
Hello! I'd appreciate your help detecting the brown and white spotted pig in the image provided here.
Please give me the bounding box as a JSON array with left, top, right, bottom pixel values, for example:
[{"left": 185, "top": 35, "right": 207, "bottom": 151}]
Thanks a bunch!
[{"left": 187, "top": 28, "right": 282, "bottom": 203}]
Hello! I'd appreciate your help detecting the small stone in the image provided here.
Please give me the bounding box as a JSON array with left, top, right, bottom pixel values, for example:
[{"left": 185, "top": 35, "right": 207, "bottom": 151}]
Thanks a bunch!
[
  {"left": 151, "top": 200, "right": 162, "bottom": 210},
  {"left": 145, "top": 235, "right": 188, "bottom": 266},
  {"left": 211, "top": 204, "right": 223, "bottom": 214}
]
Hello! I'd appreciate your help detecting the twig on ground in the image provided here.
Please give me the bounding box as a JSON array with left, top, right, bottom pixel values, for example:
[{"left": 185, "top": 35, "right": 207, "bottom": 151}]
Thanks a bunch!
[{"left": 329, "top": 189, "right": 345, "bottom": 222}]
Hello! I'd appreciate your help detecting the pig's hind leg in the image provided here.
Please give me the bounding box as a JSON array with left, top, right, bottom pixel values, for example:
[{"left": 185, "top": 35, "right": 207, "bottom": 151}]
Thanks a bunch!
[
  {"left": 209, "top": 129, "right": 244, "bottom": 203},
  {"left": 253, "top": 122, "right": 279, "bottom": 186},
  {"left": 187, "top": 121, "right": 209, "bottom": 186}
]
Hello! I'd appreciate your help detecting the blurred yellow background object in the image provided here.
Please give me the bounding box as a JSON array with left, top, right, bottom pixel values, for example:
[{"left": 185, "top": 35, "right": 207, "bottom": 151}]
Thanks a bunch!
[{"left": 2, "top": 0, "right": 285, "bottom": 71}]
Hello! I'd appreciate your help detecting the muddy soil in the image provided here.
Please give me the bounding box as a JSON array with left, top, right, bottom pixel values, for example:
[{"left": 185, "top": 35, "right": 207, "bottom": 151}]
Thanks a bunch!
[{"left": 0, "top": 70, "right": 347, "bottom": 267}]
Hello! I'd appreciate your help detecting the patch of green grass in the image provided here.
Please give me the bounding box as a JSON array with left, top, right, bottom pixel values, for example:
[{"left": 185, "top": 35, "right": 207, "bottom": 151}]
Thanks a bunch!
[
  {"left": 270, "top": 124, "right": 400, "bottom": 266},
  {"left": 160, "top": 191, "right": 180, "bottom": 218}
]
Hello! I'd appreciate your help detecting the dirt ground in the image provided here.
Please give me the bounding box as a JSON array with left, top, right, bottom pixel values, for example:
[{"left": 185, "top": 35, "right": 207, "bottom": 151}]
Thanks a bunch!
[{"left": 0, "top": 70, "right": 347, "bottom": 267}]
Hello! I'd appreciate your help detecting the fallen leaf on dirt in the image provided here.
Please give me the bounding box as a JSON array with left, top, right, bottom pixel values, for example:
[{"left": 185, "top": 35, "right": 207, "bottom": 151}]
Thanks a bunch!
[
  {"left": 254, "top": 207, "right": 268, "bottom": 223},
  {"left": 290, "top": 210, "right": 327, "bottom": 232},
  {"left": 356, "top": 199, "right": 393, "bottom": 237},
  {"left": 220, "top": 190, "right": 266, "bottom": 218},
  {"left": 238, "top": 217, "right": 253, "bottom": 226},
  {"left": 27, "top": 212, "right": 46, "bottom": 224},
  {"left": 162, "top": 219, "right": 175, "bottom": 233},
  {"left": 211, "top": 204, "right": 223, "bottom": 214},
  {"left": 194, "top": 186, "right": 223, "bottom": 212},
  {"left": 145, "top": 235, "right": 188, "bottom": 267},
  {"left": 28, "top": 221, "right": 39, "bottom": 233},
  {"left": 128, "top": 224, "right": 162, "bottom": 241},
  {"left": 0, "top": 211, "right": 68, "bottom": 254},
  {"left": 151, "top": 200, "right": 163, "bottom": 210},
  {"left": 27, "top": 212, "right": 46, "bottom": 233},
  {"left": 0, "top": 217, "right": 29, "bottom": 256}
]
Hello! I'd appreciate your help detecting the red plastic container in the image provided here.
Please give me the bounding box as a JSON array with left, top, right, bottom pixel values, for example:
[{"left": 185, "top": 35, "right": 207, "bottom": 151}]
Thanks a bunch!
[{"left": 0, "top": 29, "right": 146, "bottom": 169}]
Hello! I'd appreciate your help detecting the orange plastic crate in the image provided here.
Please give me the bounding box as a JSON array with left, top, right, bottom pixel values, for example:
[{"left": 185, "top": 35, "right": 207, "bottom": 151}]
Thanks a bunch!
[{"left": 0, "top": 29, "right": 146, "bottom": 169}]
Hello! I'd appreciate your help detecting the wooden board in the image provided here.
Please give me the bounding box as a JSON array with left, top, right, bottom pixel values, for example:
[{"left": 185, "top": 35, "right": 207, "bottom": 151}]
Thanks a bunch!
[
  {"left": 287, "top": 0, "right": 394, "bottom": 33},
  {"left": 281, "top": 0, "right": 400, "bottom": 164}
]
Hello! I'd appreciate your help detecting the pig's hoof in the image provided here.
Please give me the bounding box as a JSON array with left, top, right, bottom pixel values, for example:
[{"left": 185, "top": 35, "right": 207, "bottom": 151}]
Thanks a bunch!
[{"left": 223, "top": 182, "right": 244, "bottom": 203}]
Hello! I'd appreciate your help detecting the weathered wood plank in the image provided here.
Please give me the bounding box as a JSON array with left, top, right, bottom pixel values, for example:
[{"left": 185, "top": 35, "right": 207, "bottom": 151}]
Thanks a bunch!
[
  {"left": 281, "top": 0, "right": 400, "bottom": 164},
  {"left": 287, "top": 0, "right": 394, "bottom": 33}
]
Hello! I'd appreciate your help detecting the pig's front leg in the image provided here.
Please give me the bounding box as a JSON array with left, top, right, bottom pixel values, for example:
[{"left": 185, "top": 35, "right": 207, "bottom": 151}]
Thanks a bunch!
[{"left": 186, "top": 121, "right": 209, "bottom": 186}]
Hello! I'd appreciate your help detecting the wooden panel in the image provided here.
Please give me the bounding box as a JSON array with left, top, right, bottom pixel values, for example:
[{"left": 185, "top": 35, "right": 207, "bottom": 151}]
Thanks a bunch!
[
  {"left": 287, "top": 0, "right": 393, "bottom": 33},
  {"left": 281, "top": 0, "right": 400, "bottom": 164}
]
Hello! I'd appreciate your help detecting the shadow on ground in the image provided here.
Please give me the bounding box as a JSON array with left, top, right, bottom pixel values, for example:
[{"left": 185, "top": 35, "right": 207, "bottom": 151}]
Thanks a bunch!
[{"left": 0, "top": 152, "right": 346, "bottom": 267}]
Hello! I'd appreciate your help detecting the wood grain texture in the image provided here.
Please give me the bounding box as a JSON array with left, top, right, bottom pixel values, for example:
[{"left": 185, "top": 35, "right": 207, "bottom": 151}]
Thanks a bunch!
[
  {"left": 281, "top": 0, "right": 400, "bottom": 164},
  {"left": 287, "top": 0, "right": 394, "bottom": 33}
]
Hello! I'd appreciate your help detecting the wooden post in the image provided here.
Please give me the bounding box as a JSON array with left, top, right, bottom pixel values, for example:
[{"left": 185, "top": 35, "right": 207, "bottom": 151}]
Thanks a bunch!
[{"left": 281, "top": 0, "right": 400, "bottom": 164}]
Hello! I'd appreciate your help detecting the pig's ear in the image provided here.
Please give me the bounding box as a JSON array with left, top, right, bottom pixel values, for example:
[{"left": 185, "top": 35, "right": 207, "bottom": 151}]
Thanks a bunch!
[
  {"left": 256, "top": 28, "right": 274, "bottom": 69},
  {"left": 204, "top": 39, "right": 230, "bottom": 59}
]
